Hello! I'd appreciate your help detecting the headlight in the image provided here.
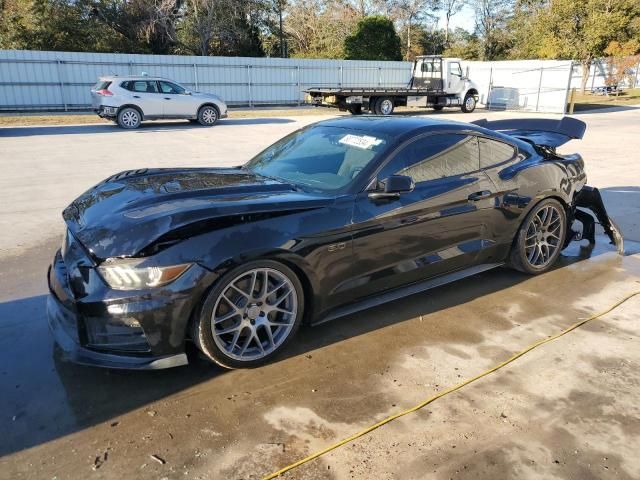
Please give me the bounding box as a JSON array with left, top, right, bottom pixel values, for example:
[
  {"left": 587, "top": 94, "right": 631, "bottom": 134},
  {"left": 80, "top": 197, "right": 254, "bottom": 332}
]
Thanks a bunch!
[{"left": 98, "top": 259, "right": 192, "bottom": 290}]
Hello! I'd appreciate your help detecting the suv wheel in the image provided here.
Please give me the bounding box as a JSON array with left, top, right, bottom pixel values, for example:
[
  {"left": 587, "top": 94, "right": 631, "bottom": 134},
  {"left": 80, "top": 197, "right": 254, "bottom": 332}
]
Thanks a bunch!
[
  {"left": 117, "top": 107, "right": 141, "bottom": 129},
  {"left": 197, "top": 105, "right": 219, "bottom": 126},
  {"left": 192, "top": 260, "right": 304, "bottom": 369}
]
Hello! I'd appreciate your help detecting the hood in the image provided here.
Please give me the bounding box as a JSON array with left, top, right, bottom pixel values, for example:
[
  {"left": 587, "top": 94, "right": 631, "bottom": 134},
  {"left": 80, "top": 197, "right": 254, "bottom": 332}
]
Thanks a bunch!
[
  {"left": 63, "top": 168, "right": 331, "bottom": 259},
  {"left": 192, "top": 92, "right": 223, "bottom": 102}
]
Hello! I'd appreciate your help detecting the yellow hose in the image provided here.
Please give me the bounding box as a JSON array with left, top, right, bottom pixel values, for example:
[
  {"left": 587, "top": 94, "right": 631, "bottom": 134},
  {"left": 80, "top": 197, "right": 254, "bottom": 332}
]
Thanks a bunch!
[{"left": 262, "top": 290, "right": 640, "bottom": 480}]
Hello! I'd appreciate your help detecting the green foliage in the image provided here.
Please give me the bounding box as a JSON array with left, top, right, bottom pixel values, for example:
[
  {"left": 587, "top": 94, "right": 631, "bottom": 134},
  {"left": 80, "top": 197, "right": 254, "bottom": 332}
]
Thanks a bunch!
[
  {"left": 284, "top": 0, "right": 360, "bottom": 59},
  {"left": 344, "top": 15, "right": 402, "bottom": 61},
  {"left": 443, "top": 27, "right": 482, "bottom": 59}
]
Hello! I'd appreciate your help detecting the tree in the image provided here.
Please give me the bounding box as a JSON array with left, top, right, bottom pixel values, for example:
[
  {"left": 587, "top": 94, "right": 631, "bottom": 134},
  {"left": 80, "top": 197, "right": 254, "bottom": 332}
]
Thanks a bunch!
[
  {"left": 284, "top": 0, "right": 359, "bottom": 59},
  {"left": 440, "top": 0, "right": 465, "bottom": 45},
  {"left": 603, "top": 39, "right": 640, "bottom": 93},
  {"left": 344, "top": 15, "right": 402, "bottom": 60},
  {"left": 443, "top": 26, "right": 481, "bottom": 58},
  {"left": 471, "top": 0, "right": 513, "bottom": 60},
  {"left": 525, "top": 0, "right": 640, "bottom": 92},
  {"left": 178, "top": 0, "right": 266, "bottom": 56},
  {"left": 392, "top": 0, "right": 438, "bottom": 59}
]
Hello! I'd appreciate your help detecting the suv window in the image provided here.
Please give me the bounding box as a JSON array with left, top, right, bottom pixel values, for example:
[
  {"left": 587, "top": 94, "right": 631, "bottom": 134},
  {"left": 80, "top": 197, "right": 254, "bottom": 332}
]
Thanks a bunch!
[
  {"left": 394, "top": 134, "right": 480, "bottom": 183},
  {"left": 478, "top": 137, "right": 516, "bottom": 169},
  {"left": 159, "top": 81, "right": 185, "bottom": 95},
  {"left": 122, "top": 80, "right": 158, "bottom": 93}
]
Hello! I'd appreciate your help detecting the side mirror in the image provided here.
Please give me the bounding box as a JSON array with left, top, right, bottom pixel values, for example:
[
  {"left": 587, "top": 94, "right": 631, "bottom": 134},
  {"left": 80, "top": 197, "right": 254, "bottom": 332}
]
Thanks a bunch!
[
  {"left": 369, "top": 175, "right": 414, "bottom": 200},
  {"left": 184, "top": 90, "right": 192, "bottom": 95}
]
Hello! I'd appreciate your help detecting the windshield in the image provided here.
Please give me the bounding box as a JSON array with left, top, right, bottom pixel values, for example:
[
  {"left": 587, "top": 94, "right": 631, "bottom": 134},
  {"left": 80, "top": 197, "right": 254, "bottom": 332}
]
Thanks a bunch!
[{"left": 245, "top": 126, "right": 391, "bottom": 192}]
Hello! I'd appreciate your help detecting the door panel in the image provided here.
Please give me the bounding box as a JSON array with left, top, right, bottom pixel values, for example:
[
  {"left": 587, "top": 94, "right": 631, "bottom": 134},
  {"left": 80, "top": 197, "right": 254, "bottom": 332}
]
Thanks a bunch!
[
  {"left": 125, "top": 80, "right": 163, "bottom": 117},
  {"left": 158, "top": 81, "right": 196, "bottom": 116},
  {"left": 346, "top": 172, "right": 496, "bottom": 301},
  {"left": 344, "top": 133, "right": 499, "bottom": 301}
]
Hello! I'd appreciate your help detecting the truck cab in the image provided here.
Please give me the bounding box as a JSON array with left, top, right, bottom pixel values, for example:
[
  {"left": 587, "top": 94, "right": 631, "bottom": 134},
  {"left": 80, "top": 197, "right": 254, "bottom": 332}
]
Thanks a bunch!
[{"left": 410, "top": 56, "right": 479, "bottom": 112}]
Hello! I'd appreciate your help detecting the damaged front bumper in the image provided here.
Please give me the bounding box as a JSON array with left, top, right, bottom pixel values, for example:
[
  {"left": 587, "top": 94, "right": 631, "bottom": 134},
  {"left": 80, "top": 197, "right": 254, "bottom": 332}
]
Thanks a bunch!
[{"left": 572, "top": 186, "right": 624, "bottom": 254}]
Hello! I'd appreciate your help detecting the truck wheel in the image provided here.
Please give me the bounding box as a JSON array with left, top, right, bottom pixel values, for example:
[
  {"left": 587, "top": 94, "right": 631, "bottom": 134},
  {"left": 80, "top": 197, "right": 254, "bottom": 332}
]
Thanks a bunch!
[
  {"left": 368, "top": 97, "right": 379, "bottom": 113},
  {"left": 348, "top": 105, "right": 362, "bottom": 115},
  {"left": 461, "top": 94, "right": 476, "bottom": 113},
  {"left": 433, "top": 105, "right": 444, "bottom": 111},
  {"left": 376, "top": 97, "right": 395, "bottom": 115}
]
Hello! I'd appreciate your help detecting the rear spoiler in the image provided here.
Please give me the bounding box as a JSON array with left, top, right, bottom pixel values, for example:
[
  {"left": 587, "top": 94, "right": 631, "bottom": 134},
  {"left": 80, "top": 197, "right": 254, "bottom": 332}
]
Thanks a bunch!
[{"left": 471, "top": 117, "right": 586, "bottom": 149}]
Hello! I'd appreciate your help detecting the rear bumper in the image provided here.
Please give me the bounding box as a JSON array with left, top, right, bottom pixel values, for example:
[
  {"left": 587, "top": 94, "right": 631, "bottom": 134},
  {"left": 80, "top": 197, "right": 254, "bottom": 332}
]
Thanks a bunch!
[{"left": 95, "top": 105, "right": 118, "bottom": 118}]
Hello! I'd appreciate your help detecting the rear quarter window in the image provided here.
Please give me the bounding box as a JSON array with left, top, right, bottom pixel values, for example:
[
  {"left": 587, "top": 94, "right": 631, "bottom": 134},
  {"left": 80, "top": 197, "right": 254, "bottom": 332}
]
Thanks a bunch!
[
  {"left": 93, "top": 80, "right": 111, "bottom": 90},
  {"left": 479, "top": 137, "right": 517, "bottom": 169}
]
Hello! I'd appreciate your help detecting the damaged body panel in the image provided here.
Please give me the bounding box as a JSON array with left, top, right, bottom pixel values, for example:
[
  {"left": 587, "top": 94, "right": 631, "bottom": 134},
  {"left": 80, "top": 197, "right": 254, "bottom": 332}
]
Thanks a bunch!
[{"left": 47, "top": 116, "right": 623, "bottom": 369}]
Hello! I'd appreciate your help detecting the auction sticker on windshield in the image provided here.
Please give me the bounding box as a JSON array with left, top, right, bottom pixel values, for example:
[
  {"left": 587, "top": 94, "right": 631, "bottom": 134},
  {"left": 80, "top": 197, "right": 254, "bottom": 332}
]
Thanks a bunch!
[{"left": 339, "top": 134, "right": 384, "bottom": 150}]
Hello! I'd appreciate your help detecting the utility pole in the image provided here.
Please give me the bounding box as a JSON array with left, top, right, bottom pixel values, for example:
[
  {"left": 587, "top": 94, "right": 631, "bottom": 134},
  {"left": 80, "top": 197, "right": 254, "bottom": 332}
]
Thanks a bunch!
[{"left": 278, "top": 0, "right": 285, "bottom": 58}]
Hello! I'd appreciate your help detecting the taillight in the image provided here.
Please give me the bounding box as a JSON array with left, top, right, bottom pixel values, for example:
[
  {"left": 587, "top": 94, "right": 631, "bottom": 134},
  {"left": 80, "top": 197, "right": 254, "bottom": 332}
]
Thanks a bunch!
[{"left": 96, "top": 89, "right": 113, "bottom": 96}]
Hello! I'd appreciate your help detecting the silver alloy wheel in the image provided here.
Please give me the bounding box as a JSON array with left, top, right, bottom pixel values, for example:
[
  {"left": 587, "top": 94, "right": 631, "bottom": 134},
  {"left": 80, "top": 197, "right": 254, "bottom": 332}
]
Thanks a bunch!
[
  {"left": 524, "top": 205, "right": 562, "bottom": 267},
  {"left": 121, "top": 110, "right": 139, "bottom": 127},
  {"left": 210, "top": 268, "right": 298, "bottom": 361},
  {"left": 465, "top": 96, "right": 475, "bottom": 111},
  {"left": 379, "top": 98, "right": 394, "bottom": 115},
  {"left": 201, "top": 107, "right": 217, "bottom": 124}
]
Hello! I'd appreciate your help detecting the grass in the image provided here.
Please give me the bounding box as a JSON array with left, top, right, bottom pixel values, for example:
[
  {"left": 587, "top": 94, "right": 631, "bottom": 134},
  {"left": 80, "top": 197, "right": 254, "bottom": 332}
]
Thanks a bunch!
[
  {"left": 571, "top": 87, "right": 640, "bottom": 111},
  {"left": 0, "top": 106, "right": 339, "bottom": 127}
]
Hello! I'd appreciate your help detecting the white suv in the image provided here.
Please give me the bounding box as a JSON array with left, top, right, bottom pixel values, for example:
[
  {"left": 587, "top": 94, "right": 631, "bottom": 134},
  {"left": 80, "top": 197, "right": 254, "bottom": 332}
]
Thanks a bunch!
[{"left": 91, "top": 76, "right": 228, "bottom": 129}]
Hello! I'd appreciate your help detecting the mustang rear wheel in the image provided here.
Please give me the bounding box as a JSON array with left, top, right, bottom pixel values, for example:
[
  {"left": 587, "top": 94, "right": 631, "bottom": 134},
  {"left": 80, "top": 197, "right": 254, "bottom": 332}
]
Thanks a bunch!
[
  {"left": 510, "top": 198, "right": 566, "bottom": 275},
  {"left": 193, "top": 260, "right": 304, "bottom": 369}
]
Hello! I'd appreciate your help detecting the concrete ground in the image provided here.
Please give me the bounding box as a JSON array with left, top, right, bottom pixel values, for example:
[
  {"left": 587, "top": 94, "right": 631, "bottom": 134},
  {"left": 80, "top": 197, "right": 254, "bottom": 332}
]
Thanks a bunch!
[{"left": 0, "top": 106, "right": 639, "bottom": 480}]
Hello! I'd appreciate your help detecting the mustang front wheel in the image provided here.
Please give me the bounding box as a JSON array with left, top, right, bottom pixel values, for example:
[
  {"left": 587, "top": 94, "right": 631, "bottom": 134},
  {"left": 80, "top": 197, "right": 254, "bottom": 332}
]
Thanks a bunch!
[
  {"left": 193, "top": 261, "right": 304, "bottom": 368},
  {"left": 510, "top": 198, "right": 566, "bottom": 274}
]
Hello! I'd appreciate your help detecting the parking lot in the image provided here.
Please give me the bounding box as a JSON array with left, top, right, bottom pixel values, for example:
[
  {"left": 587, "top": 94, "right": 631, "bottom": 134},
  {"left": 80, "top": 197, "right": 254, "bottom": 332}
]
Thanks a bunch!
[{"left": 1, "top": 107, "right": 639, "bottom": 479}]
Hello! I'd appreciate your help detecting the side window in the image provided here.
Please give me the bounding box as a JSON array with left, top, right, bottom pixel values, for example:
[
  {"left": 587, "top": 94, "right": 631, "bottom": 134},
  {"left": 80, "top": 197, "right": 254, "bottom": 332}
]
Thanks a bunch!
[
  {"left": 159, "top": 81, "right": 185, "bottom": 95},
  {"left": 393, "top": 134, "right": 480, "bottom": 183},
  {"left": 144, "top": 81, "right": 159, "bottom": 93},
  {"left": 449, "top": 62, "right": 462, "bottom": 77},
  {"left": 478, "top": 137, "right": 516, "bottom": 169}
]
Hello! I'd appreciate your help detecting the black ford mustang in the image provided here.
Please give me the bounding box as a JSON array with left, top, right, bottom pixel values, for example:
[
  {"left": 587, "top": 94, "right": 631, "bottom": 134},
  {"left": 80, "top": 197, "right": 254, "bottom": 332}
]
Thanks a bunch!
[{"left": 47, "top": 116, "right": 622, "bottom": 369}]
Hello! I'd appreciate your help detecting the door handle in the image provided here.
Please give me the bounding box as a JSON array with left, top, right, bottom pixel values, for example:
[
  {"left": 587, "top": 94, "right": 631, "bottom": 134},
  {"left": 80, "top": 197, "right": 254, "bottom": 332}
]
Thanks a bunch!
[
  {"left": 468, "top": 190, "right": 492, "bottom": 201},
  {"left": 164, "top": 97, "right": 171, "bottom": 100},
  {"left": 133, "top": 95, "right": 140, "bottom": 98}
]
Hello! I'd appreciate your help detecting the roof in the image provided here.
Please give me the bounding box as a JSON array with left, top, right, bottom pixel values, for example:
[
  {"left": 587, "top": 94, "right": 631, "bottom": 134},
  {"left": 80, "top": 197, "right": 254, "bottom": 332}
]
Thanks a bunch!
[
  {"left": 314, "top": 116, "right": 481, "bottom": 138},
  {"left": 99, "top": 75, "right": 173, "bottom": 81}
]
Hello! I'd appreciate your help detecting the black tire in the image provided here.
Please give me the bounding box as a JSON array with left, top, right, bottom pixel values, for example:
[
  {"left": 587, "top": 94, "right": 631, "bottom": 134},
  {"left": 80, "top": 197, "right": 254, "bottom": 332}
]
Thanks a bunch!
[
  {"left": 509, "top": 198, "right": 567, "bottom": 275},
  {"left": 461, "top": 93, "right": 477, "bottom": 113},
  {"left": 432, "top": 105, "right": 444, "bottom": 111},
  {"left": 347, "top": 105, "right": 363, "bottom": 115},
  {"left": 117, "top": 107, "right": 142, "bottom": 129},
  {"left": 192, "top": 260, "right": 305, "bottom": 369},
  {"left": 368, "top": 97, "right": 379, "bottom": 114},
  {"left": 197, "top": 105, "right": 219, "bottom": 126},
  {"left": 375, "top": 96, "right": 395, "bottom": 115}
]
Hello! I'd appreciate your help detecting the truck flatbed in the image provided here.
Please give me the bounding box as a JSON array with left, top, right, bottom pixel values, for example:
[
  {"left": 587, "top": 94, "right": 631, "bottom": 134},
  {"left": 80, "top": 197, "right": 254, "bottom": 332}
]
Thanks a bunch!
[
  {"left": 305, "top": 87, "right": 444, "bottom": 96},
  {"left": 303, "top": 56, "right": 480, "bottom": 115}
]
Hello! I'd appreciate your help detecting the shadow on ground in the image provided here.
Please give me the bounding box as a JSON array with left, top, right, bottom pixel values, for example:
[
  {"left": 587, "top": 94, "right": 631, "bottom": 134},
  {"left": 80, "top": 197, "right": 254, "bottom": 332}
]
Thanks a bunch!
[
  {"left": 1, "top": 230, "right": 628, "bottom": 459},
  {"left": 0, "top": 118, "right": 295, "bottom": 138}
]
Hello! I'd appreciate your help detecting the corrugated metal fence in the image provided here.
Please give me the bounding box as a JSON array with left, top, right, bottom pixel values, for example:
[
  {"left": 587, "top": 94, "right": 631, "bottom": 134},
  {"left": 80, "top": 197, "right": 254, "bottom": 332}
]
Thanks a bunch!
[
  {"left": 3, "top": 50, "right": 625, "bottom": 113},
  {"left": 0, "top": 50, "right": 411, "bottom": 111}
]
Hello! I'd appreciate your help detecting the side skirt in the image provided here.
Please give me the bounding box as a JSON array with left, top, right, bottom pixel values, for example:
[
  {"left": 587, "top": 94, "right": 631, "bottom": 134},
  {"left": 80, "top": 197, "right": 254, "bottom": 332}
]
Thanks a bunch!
[{"left": 314, "top": 262, "right": 504, "bottom": 326}]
